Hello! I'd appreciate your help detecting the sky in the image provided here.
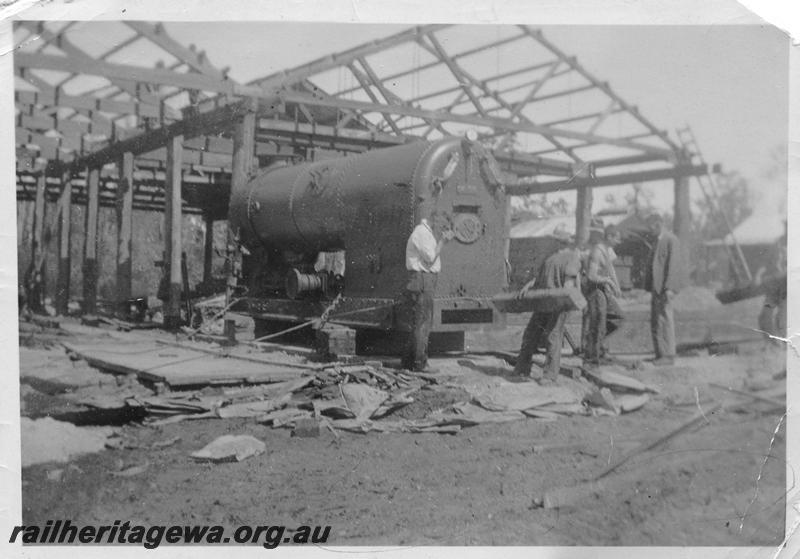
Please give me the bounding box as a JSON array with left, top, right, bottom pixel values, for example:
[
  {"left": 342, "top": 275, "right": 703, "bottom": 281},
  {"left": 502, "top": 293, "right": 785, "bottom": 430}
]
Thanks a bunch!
[{"left": 159, "top": 22, "right": 791, "bottom": 218}]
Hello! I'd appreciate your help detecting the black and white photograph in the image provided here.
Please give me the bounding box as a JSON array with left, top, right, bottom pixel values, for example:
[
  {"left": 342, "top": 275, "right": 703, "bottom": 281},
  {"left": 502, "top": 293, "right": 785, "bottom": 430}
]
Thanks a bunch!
[{"left": 1, "top": 0, "right": 797, "bottom": 555}]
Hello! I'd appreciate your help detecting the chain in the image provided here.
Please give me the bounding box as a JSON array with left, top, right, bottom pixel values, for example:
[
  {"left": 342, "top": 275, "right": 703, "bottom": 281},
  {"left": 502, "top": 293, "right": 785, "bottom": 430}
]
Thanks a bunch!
[{"left": 318, "top": 292, "right": 344, "bottom": 327}]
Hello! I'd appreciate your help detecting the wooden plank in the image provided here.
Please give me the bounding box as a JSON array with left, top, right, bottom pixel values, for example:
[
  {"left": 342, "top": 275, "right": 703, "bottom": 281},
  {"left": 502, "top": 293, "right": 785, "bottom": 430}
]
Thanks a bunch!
[
  {"left": 716, "top": 276, "right": 786, "bottom": 304},
  {"left": 64, "top": 342, "right": 302, "bottom": 388},
  {"left": 82, "top": 167, "right": 100, "bottom": 313},
  {"left": 492, "top": 287, "right": 587, "bottom": 314},
  {"left": 164, "top": 135, "right": 184, "bottom": 329}
]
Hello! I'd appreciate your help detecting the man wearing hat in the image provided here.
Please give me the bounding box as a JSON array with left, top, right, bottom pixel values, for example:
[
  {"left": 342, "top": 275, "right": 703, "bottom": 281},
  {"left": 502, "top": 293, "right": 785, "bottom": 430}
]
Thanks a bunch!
[
  {"left": 514, "top": 231, "right": 582, "bottom": 384},
  {"left": 644, "top": 213, "right": 685, "bottom": 366},
  {"left": 583, "top": 223, "right": 624, "bottom": 365}
]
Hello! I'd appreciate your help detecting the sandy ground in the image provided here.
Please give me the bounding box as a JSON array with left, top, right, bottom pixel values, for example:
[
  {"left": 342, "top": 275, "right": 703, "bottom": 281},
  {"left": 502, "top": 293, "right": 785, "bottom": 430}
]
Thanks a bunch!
[{"left": 16, "top": 308, "right": 786, "bottom": 547}]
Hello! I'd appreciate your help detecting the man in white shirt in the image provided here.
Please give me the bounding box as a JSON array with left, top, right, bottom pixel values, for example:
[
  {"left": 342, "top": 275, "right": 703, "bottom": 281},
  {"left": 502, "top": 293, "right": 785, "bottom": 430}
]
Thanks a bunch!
[{"left": 400, "top": 210, "right": 454, "bottom": 371}]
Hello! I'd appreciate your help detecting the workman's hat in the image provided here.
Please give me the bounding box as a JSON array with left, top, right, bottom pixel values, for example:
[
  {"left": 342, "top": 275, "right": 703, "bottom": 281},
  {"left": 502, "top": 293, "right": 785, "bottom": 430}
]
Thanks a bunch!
[
  {"left": 589, "top": 216, "right": 605, "bottom": 233},
  {"left": 551, "top": 222, "right": 573, "bottom": 242}
]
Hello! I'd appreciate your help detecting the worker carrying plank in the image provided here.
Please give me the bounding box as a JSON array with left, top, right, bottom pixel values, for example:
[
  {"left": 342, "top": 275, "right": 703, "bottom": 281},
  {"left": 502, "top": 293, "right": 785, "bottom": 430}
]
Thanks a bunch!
[{"left": 513, "top": 228, "right": 583, "bottom": 384}]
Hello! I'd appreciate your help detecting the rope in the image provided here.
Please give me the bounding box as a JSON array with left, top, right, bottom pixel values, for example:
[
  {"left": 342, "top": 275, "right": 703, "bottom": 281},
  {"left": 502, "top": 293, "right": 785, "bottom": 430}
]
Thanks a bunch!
[
  {"left": 185, "top": 297, "right": 244, "bottom": 336},
  {"left": 251, "top": 296, "right": 396, "bottom": 344},
  {"left": 251, "top": 293, "right": 343, "bottom": 343}
]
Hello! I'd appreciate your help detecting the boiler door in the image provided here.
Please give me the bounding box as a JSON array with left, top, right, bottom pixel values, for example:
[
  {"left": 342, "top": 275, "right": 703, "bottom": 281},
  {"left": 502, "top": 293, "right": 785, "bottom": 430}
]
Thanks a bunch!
[{"left": 452, "top": 213, "right": 483, "bottom": 244}]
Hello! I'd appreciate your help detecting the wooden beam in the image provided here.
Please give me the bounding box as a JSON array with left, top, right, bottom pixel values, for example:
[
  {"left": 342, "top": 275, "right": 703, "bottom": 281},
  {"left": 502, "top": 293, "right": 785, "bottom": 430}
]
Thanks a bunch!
[
  {"left": 15, "top": 88, "right": 161, "bottom": 119},
  {"left": 82, "top": 167, "right": 100, "bottom": 313},
  {"left": 15, "top": 51, "right": 282, "bottom": 99},
  {"left": 336, "top": 30, "right": 528, "bottom": 97},
  {"left": 116, "top": 152, "right": 134, "bottom": 308},
  {"left": 125, "top": 22, "right": 228, "bottom": 81},
  {"left": 116, "top": 152, "right": 134, "bottom": 314},
  {"left": 18, "top": 21, "right": 147, "bottom": 104},
  {"left": 28, "top": 173, "right": 48, "bottom": 312},
  {"left": 520, "top": 26, "right": 680, "bottom": 152},
  {"left": 203, "top": 214, "right": 214, "bottom": 285},
  {"left": 55, "top": 97, "right": 279, "bottom": 172},
  {"left": 55, "top": 173, "right": 72, "bottom": 315},
  {"left": 249, "top": 24, "right": 450, "bottom": 89},
  {"left": 575, "top": 185, "right": 593, "bottom": 247},
  {"left": 282, "top": 91, "right": 673, "bottom": 157},
  {"left": 673, "top": 165, "right": 692, "bottom": 261},
  {"left": 493, "top": 150, "right": 575, "bottom": 177},
  {"left": 507, "top": 164, "right": 709, "bottom": 195},
  {"left": 163, "top": 136, "right": 184, "bottom": 329},
  {"left": 348, "top": 62, "right": 402, "bottom": 135},
  {"left": 228, "top": 109, "right": 256, "bottom": 306},
  {"left": 422, "top": 33, "right": 488, "bottom": 118},
  {"left": 508, "top": 61, "right": 562, "bottom": 120}
]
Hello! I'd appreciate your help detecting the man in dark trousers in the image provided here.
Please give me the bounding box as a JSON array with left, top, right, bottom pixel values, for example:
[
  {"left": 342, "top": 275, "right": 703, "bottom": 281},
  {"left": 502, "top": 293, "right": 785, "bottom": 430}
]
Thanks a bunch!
[
  {"left": 644, "top": 213, "right": 685, "bottom": 366},
  {"left": 400, "top": 207, "right": 454, "bottom": 372},
  {"left": 584, "top": 224, "right": 624, "bottom": 365},
  {"left": 513, "top": 242, "right": 582, "bottom": 384}
]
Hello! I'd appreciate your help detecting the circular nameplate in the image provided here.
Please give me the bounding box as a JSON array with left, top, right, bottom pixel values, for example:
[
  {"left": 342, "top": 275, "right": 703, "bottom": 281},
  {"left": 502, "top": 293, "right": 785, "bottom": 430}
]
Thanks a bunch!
[{"left": 453, "top": 213, "right": 483, "bottom": 244}]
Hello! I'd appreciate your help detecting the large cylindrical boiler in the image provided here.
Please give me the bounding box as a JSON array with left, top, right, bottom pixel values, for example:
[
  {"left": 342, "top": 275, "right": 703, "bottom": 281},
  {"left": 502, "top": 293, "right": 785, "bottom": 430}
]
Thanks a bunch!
[
  {"left": 230, "top": 138, "right": 488, "bottom": 254},
  {"left": 228, "top": 137, "right": 510, "bottom": 339}
]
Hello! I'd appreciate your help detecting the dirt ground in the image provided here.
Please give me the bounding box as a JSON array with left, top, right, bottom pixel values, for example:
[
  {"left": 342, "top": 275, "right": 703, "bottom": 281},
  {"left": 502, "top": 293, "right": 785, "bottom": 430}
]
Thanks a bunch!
[{"left": 16, "top": 307, "right": 786, "bottom": 547}]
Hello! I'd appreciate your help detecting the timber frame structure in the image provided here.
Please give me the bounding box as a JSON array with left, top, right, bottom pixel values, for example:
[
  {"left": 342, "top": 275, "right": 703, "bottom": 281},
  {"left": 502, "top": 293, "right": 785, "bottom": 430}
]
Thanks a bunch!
[{"left": 14, "top": 21, "right": 705, "bottom": 325}]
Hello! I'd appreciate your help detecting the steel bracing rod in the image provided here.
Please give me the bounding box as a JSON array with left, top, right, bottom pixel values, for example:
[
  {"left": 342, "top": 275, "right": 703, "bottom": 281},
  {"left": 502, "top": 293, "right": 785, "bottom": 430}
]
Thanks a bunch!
[
  {"left": 355, "top": 57, "right": 449, "bottom": 136},
  {"left": 586, "top": 100, "right": 620, "bottom": 135},
  {"left": 295, "top": 79, "right": 380, "bottom": 134},
  {"left": 415, "top": 30, "right": 583, "bottom": 163},
  {"left": 529, "top": 129, "right": 662, "bottom": 156},
  {"left": 420, "top": 91, "right": 463, "bottom": 138},
  {"left": 458, "top": 84, "right": 597, "bottom": 120},
  {"left": 507, "top": 60, "right": 562, "bottom": 119},
  {"left": 336, "top": 30, "right": 531, "bottom": 97},
  {"left": 539, "top": 107, "right": 626, "bottom": 128},
  {"left": 414, "top": 65, "right": 574, "bottom": 116},
  {"left": 519, "top": 25, "right": 679, "bottom": 153},
  {"left": 419, "top": 33, "right": 488, "bottom": 117},
  {"left": 248, "top": 24, "right": 452, "bottom": 89},
  {"left": 347, "top": 62, "right": 402, "bottom": 134},
  {"left": 281, "top": 90, "right": 673, "bottom": 157}
]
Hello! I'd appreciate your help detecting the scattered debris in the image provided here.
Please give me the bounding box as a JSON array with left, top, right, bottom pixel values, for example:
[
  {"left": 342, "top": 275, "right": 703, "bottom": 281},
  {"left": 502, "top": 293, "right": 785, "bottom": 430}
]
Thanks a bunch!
[
  {"left": 291, "top": 418, "right": 321, "bottom": 438},
  {"left": 581, "top": 366, "right": 660, "bottom": 394},
  {"left": 190, "top": 435, "right": 266, "bottom": 463},
  {"left": 63, "top": 341, "right": 305, "bottom": 388},
  {"left": 151, "top": 436, "right": 181, "bottom": 449},
  {"left": 111, "top": 462, "right": 150, "bottom": 477},
  {"left": 585, "top": 388, "right": 619, "bottom": 415}
]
